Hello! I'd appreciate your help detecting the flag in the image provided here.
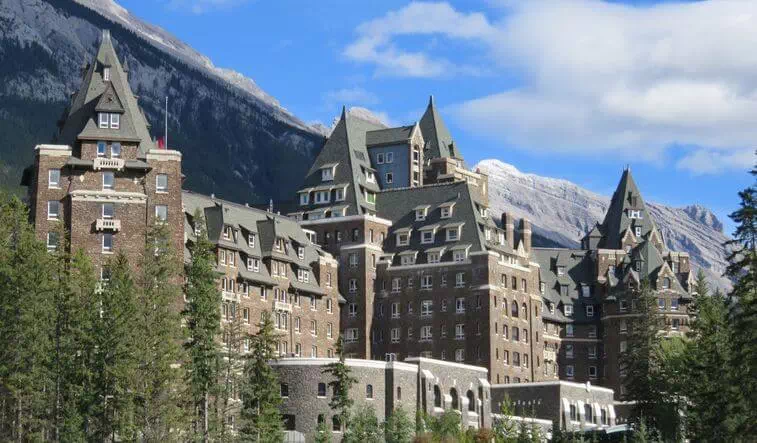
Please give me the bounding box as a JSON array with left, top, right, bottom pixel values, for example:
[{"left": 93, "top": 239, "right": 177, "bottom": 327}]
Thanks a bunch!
[{"left": 157, "top": 136, "right": 165, "bottom": 149}]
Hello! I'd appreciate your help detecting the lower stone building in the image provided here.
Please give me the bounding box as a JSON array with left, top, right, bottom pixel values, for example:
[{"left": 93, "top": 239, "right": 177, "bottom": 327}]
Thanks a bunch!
[{"left": 271, "top": 357, "right": 492, "bottom": 441}]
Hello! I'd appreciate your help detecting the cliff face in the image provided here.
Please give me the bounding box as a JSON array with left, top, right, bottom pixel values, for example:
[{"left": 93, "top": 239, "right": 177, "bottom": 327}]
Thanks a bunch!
[
  {"left": 477, "top": 159, "right": 732, "bottom": 291},
  {"left": 0, "top": 0, "right": 324, "bottom": 202}
]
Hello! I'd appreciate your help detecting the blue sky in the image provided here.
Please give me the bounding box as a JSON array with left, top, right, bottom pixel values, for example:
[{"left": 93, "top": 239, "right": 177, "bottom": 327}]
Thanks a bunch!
[{"left": 119, "top": 0, "right": 753, "bottom": 234}]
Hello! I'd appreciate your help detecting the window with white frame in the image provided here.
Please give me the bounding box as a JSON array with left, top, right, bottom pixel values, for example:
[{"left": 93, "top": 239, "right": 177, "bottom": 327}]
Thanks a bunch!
[
  {"left": 248, "top": 257, "right": 260, "bottom": 272},
  {"left": 315, "top": 191, "right": 330, "bottom": 204},
  {"left": 421, "top": 325, "right": 432, "bottom": 341},
  {"left": 365, "top": 191, "right": 376, "bottom": 204},
  {"left": 48, "top": 169, "right": 61, "bottom": 188},
  {"left": 396, "top": 232, "right": 410, "bottom": 246},
  {"left": 564, "top": 304, "right": 573, "bottom": 316},
  {"left": 566, "top": 324, "right": 574, "bottom": 337},
  {"left": 421, "top": 230, "right": 434, "bottom": 244},
  {"left": 156, "top": 174, "right": 168, "bottom": 192},
  {"left": 297, "top": 269, "right": 310, "bottom": 283},
  {"left": 586, "top": 305, "right": 594, "bottom": 317},
  {"left": 455, "top": 297, "right": 465, "bottom": 313},
  {"left": 110, "top": 143, "right": 121, "bottom": 158},
  {"left": 635, "top": 226, "right": 642, "bottom": 237},
  {"left": 327, "top": 323, "right": 333, "bottom": 339},
  {"left": 421, "top": 300, "right": 432, "bottom": 317},
  {"left": 400, "top": 254, "right": 415, "bottom": 266},
  {"left": 47, "top": 232, "right": 59, "bottom": 251},
  {"left": 102, "top": 233, "right": 113, "bottom": 253},
  {"left": 386, "top": 152, "right": 394, "bottom": 163},
  {"left": 391, "top": 302, "right": 400, "bottom": 318},
  {"left": 345, "top": 328, "right": 358, "bottom": 343},
  {"left": 589, "top": 345, "right": 597, "bottom": 359},
  {"left": 366, "top": 170, "right": 375, "bottom": 183},
  {"left": 589, "top": 366, "right": 598, "bottom": 378},
  {"left": 349, "top": 279, "right": 357, "bottom": 293},
  {"left": 421, "top": 275, "right": 432, "bottom": 289},
  {"left": 298, "top": 246, "right": 305, "bottom": 260},
  {"left": 321, "top": 167, "right": 334, "bottom": 181},
  {"left": 619, "top": 299, "right": 628, "bottom": 312},
  {"left": 102, "top": 172, "right": 114, "bottom": 190},
  {"left": 619, "top": 319, "right": 628, "bottom": 333},
  {"left": 335, "top": 187, "right": 345, "bottom": 201},
  {"left": 348, "top": 303, "right": 357, "bottom": 317},
  {"left": 416, "top": 208, "right": 427, "bottom": 221},
  {"left": 427, "top": 251, "right": 440, "bottom": 263},
  {"left": 376, "top": 153, "right": 384, "bottom": 164},
  {"left": 455, "top": 324, "right": 465, "bottom": 339},
  {"left": 455, "top": 272, "right": 465, "bottom": 287},
  {"left": 565, "top": 344, "right": 574, "bottom": 359},
  {"left": 455, "top": 349, "right": 465, "bottom": 362},
  {"left": 349, "top": 253, "right": 358, "bottom": 268},
  {"left": 47, "top": 201, "right": 60, "bottom": 220},
  {"left": 566, "top": 365, "right": 575, "bottom": 378},
  {"left": 446, "top": 226, "right": 460, "bottom": 242},
  {"left": 453, "top": 250, "right": 466, "bottom": 262},
  {"left": 620, "top": 340, "right": 627, "bottom": 353},
  {"left": 103, "top": 67, "right": 110, "bottom": 81},
  {"left": 155, "top": 205, "right": 168, "bottom": 222},
  {"left": 672, "top": 318, "right": 680, "bottom": 330},
  {"left": 99, "top": 113, "right": 109, "bottom": 129},
  {"left": 386, "top": 172, "right": 393, "bottom": 184},
  {"left": 391, "top": 328, "right": 400, "bottom": 343},
  {"left": 299, "top": 193, "right": 309, "bottom": 205},
  {"left": 440, "top": 205, "right": 453, "bottom": 218},
  {"left": 391, "top": 278, "right": 401, "bottom": 293},
  {"left": 628, "top": 209, "right": 642, "bottom": 219},
  {"left": 310, "top": 320, "right": 317, "bottom": 336}
]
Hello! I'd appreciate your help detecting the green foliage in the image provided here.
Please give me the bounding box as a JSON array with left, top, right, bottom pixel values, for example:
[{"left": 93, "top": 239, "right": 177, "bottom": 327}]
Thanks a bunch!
[
  {"left": 314, "top": 418, "right": 332, "bottom": 443},
  {"left": 322, "top": 336, "right": 357, "bottom": 430},
  {"left": 424, "top": 410, "right": 461, "bottom": 442},
  {"left": 493, "top": 395, "right": 517, "bottom": 442},
  {"left": 239, "top": 311, "right": 283, "bottom": 442},
  {"left": 384, "top": 407, "right": 415, "bottom": 443},
  {"left": 183, "top": 210, "right": 222, "bottom": 441},
  {"left": 344, "top": 405, "right": 382, "bottom": 443}
]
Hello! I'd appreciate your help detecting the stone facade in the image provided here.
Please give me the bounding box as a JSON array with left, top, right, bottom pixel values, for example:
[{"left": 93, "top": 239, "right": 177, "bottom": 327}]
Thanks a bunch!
[{"left": 272, "top": 357, "right": 491, "bottom": 441}]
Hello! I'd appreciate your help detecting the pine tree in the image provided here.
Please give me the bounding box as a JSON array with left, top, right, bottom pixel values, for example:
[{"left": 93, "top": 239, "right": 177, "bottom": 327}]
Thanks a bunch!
[
  {"left": 89, "top": 253, "right": 139, "bottom": 441},
  {"left": 314, "top": 418, "right": 332, "bottom": 443},
  {"left": 0, "top": 196, "right": 57, "bottom": 441},
  {"left": 183, "top": 210, "right": 222, "bottom": 442},
  {"left": 724, "top": 164, "right": 757, "bottom": 435},
  {"left": 322, "top": 336, "right": 357, "bottom": 432},
  {"left": 132, "top": 221, "right": 188, "bottom": 440},
  {"left": 343, "top": 405, "right": 382, "bottom": 443},
  {"left": 384, "top": 406, "right": 414, "bottom": 443},
  {"left": 619, "top": 280, "right": 676, "bottom": 439},
  {"left": 216, "top": 302, "right": 247, "bottom": 442},
  {"left": 493, "top": 394, "right": 517, "bottom": 442},
  {"left": 239, "top": 311, "right": 283, "bottom": 442}
]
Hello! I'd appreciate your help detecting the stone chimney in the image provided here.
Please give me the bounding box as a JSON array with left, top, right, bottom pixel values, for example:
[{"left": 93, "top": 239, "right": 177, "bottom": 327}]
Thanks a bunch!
[
  {"left": 502, "top": 212, "right": 515, "bottom": 247},
  {"left": 518, "top": 218, "right": 532, "bottom": 253}
]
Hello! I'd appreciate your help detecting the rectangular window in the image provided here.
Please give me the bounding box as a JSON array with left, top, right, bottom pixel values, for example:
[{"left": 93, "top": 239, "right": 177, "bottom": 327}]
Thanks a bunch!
[
  {"left": 310, "top": 320, "right": 317, "bottom": 336},
  {"left": 47, "top": 201, "right": 60, "bottom": 220},
  {"left": 455, "top": 324, "right": 465, "bottom": 339},
  {"left": 446, "top": 227, "right": 459, "bottom": 242},
  {"left": 455, "top": 272, "right": 465, "bottom": 287},
  {"left": 110, "top": 143, "right": 121, "bottom": 158},
  {"left": 386, "top": 172, "right": 393, "bottom": 184},
  {"left": 155, "top": 205, "right": 168, "bottom": 222},
  {"left": 345, "top": 328, "right": 358, "bottom": 343},
  {"left": 421, "top": 231, "right": 434, "bottom": 244},
  {"left": 455, "top": 297, "right": 465, "bottom": 314},
  {"left": 110, "top": 113, "right": 120, "bottom": 129},
  {"left": 102, "top": 203, "right": 114, "bottom": 219},
  {"left": 566, "top": 324, "right": 574, "bottom": 337},
  {"left": 455, "top": 349, "right": 465, "bottom": 362},
  {"left": 321, "top": 168, "right": 333, "bottom": 181},
  {"left": 564, "top": 304, "right": 573, "bottom": 316},
  {"left": 392, "top": 278, "right": 401, "bottom": 293},
  {"left": 453, "top": 250, "right": 466, "bottom": 262},
  {"left": 47, "top": 232, "right": 59, "bottom": 251},
  {"left": 421, "top": 275, "right": 432, "bottom": 289},
  {"left": 102, "top": 172, "right": 114, "bottom": 190},
  {"left": 386, "top": 152, "right": 394, "bottom": 163},
  {"left": 619, "top": 300, "right": 628, "bottom": 312},
  {"left": 421, "top": 300, "right": 433, "bottom": 317},
  {"left": 672, "top": 318, "right": 680, "bottom": 330},
  {"left": 586, "top": 305, "right": 594, "bottom": 317},
  {"left": 156, "top": 174, "right": 168, "bottom": 192},
  {"left": 376, "top": 153, "right": 384, "bottom": 164},
  {"left": 349, "top": 279, "right": 357, "bottom": 293},
  {"left": 348, "top": 303, "right": 357, "bottom": 317},
  {"left": 396, "top": 232, "right": 409, "bottom": 246},
  {"left": 102, "top": 233, "right": 113, "bottom": 253},
  {"left": 48, "top": 169, "right": 61, "bottom": 188},
  {"left": 391, "top": 328, "right": 400, "bottom": 343},
  {"left": 99, "top": 114, "right": 109, "bottom": 129},
  {"left": 103, "top": 67, "right": 110, "bottom": 81},
  {"left": 565, "top": 344, "right": 574, "bottom": 359}
]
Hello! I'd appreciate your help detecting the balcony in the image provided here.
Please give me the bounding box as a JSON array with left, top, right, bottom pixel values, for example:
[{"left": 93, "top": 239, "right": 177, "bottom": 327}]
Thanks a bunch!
[
  {"left": 222, "top": 291, "right": 239, "bottom": 302},
  {"left": 543, "top": 349, "right": 557, "bottom": 361},
  {"left": 93, "top": 157, "right": 125, "bottom": 171},
  {"left": 96, "top": 218, "right": 121, "bottom": 231},
  {"left": 274, "top": 301, "right": 293, "bottom": 312}
]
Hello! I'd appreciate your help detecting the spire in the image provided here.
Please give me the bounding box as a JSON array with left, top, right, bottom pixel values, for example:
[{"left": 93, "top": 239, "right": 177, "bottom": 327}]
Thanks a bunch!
[
  {"left": 598, "top": 168, "right": 656, "bottom": 249},
  {"left": 429, "top": 95, "right": 434, "bottom": 106},
  {"left": 341, "top": 105, "right": 347, "bottom": 121},
  {"left": 419, "top": 95, "right": 459, "bottom": 161}
]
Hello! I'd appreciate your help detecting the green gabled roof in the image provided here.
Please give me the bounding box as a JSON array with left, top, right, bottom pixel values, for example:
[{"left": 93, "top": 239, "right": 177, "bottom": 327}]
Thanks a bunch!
[
  {"left": 56, "top": 30, "right": 155, "bottom": 156},
  {"left": 598, "top": 168, "right": 657, "bottom": 249},
  {"left": 366, "top": 125, "right": 415, "bottom": 147},
  {"left": 419, "top": 95, "right": 460, "bottom": 160}
]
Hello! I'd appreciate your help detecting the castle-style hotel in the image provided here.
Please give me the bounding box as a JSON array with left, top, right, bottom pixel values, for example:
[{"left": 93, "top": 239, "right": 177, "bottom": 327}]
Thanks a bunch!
[{"left": 22, "top": 31, "right": 697, "bottom": 440}]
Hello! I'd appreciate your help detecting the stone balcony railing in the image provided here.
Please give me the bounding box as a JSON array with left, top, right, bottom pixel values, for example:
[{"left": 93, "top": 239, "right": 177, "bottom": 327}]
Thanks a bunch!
[
  {"left": 93, "top": 157, "right": 125, "bottom": 171},
  {"left": 222, "top": 291, "right": 239, "bottom": 302},
  {"left": 96, "top": 218, "right": 121, "bottom": 231},
  {"left": 543, "top": 349, "right": 557, "bottom": 361},
  {"left": 274, "top": 301, "right": 293, "bottom": 312}
]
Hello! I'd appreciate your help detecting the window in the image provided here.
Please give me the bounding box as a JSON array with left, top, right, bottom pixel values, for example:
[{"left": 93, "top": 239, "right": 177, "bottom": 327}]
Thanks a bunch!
[
  {"left": 565, "top": 344, "right": 574, "bottom": 359},
  {"left": 455, "top": 349, "right": 465, "bottom": 362},
  {"left": 658, "top": 298, "right": 666, "bottom": 310},
  {"left": 619, "top": 299, "right": 628, "bottom": 312},
  {"left": 318, "top": 382, "right": 327, "bottom": 397},
  {"left": 48, "top": 169, "right": 61, "bottom": 188},
  {"left": 421, "top": 300, "right": 433, "bottom": 317},
  {"left": 421, "top": 230, "right": 434, "bottom": 244},
  {"left": 421, "top": 326, "right": 432, "bottom": 341},
  {"left": 441, "top": 299, "right": 448, "bottom": 312},
  {"left": 620, "top": 319, "right": 628, "bottom": 333},
  {"left": 366, "top": 384, "right": 373, "bottom": 399},
  {"left": 427, "top": 251, "right": 440, "bottom": 263},
  {"left": 564, "top": 304, "right": 573, "bottom": 316},
  {"left": 99, "top": 114, "right": 109, "bottom": 129},
  {"left": 155, "top": 205, "right": 168, "bottom": 222},
  {"left": 280, "top": 383, "right": 289, "bottom": 398},
  {"left": 315, "top": 191, "right": 330, "bottom": 204},
  {"left": 299, "top": 193, "right": 309, "bottom": 205},
  {"left": 110, "top": 143, "right": 121, "bottom": 158},
  {"left": 396, "top": 232, "right": 409, "bottom": 246},
  {"left": 566, "top": 324, "right": 574, "bottom": 337},
  {"left": 47, "top": 232, "right": 59, "bottom": 251},
  {"left": 386, "top": 152, "right": 394, "bottom": 163},
  {"left": 156, "top": 174, "right": 168, "bottom": 192},
  {"left": 672, "top": 318, "right": 680, "bottom": 330},
  {"left": 102, "top": 172, "right": 114, "bottom": 190},
  {"left": 349, "top": 253, "right": 358, "bottom": 268},
  {"left": 589, "top": 345, "right": 597, "bottom": 359},
  {"left": 376, "top": 153, "right": 385, "bottom": 164},
  {"left": 365, "top": 191, "right": 376, "bottom": 204},
  {"left": 455, "top": 297, "right": 465, "bottom": 314},
  {"left": 47, "top": 201, "right": 60, "bottom": 220},
  {"left": 441, "top": 206, "right": 452, "bottom": 218},
  {"left": 391, "top": 328, "right": 400, "bottom": 343},
  {"left": 512, "top": 327, "right": 519, "bottom": 342},
  {"left": 247, "top": 258, "right": 260, "bottom": 272},
  {"left": 110, "top": 114, "right": 120, "bottom": 129},
  {"left": 345, "top": 328, "right": 358, "bottom": 343},
  {"left": 366, "top": 170, "right": 375, "bottom": 183},
  {"left": 321, "top": 167, "right": 334, "bottom": 181},
  {"left": 589, "top": 325, "right": 597, "bottom": 338},
  {"left": 416, "top": 208, "right": 427, "bottom": 221},
  {"left": 455, "top": 324, "right": 465, "bottom": 339},
  {"left": 348, "top": 303, "right": 357, "bottom": 317},
  {"left": 102, "top": 233, "right": 113, "bottom": 253},
  {"left": 103, "top": 67, "right": 110, "bottom": 81},
  {"left": 421, "top": 275, "right": 432, "bottom": 289},
  {"left": 386, "top": 172, "right": 393, "bottom": 184},
  {"left": 311, "top": 346, "right": 318, "bottom": 358},
  {"left": 332, "top": 416, "right": 341, "bottom": 432},
  {"left": 391, "top": 302, "right": 400, "bottom": 319},
  {"left": 566, "top": 365, "right": 575, "bottom": 378},
  {"left": 586, "top": 305, "right": 594, "bottom": 317},
  {"left": 310, "top": 320, "right": 317, "bottom": 336},
  {"left": 327, "top": 323, "right": 333, "bottom": 338},
  {"left": 453, "top": 250, "right": 466, "bottom": 262},
  {"left": 455, "top": 272, "right": 465, "bottom": 287},
  {"left": 446, "top": 227, "right": 460, "bottom": 242},
  {"left": 671, "top": 298, "right": 679, "bottom": 311},
  {"left": 349, "top": 279, "right": 357, "bottom": 293}
]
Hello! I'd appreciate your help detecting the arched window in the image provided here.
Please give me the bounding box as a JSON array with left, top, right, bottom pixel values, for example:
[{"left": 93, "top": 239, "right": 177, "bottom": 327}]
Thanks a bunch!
[
  {"left": 434, "top": 385, "right": 441, "bottom": 407},
  {"left": 511, "top": 301, "right": 518, "bottom": 317},
  {"left": 397, "top": 386, "right": 402, "bottom": 400},
  {"left": 662, "top": 277, "right": 671, "bottom": 289},
  {"left": 332, "top": 415, "right": 341, "bottom": 432},
  {"left": 450, "top": 388, "right": 459, "bottom": 410},
  {"left": 467, "top": 390, "right": 475, "bottom": 412},
  {"left": 366, "top": 384, "right": 373, "bottom": 399}
]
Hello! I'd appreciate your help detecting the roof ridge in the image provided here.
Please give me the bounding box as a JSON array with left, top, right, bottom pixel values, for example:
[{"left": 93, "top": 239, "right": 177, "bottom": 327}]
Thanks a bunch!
[{"left": 377, "top": 181, "right": 466, "bottom": 194}]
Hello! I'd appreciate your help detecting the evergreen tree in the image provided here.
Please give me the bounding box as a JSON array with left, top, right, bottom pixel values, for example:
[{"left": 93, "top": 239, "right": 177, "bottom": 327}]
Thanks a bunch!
[
  {"left": 216, "top": 301, "right": 247, "bottom": 442},
  {"left": 384, "top": 406, "right": 414, "bottom": 443},
  {"left": 322, "top": 336, "right": 356, "bottom": 432},
  {"left": 239, "top": 311, "right": 283, "bottom": 442},
  {"left": 724, "top": 164, "right": 757, "bottom": 435},
  {"left": 89, "top": 253, "right": 139, "bottom": 441},
  {"left": 0, "top": 196, "right": 57, "bottom": 441},
  {"left": 183, "top": 210, "right": 222, "bottom": 442},
  {"left": 314, "top": 418, "right": 332, "bottom": 443},
  {"left": 343, "top": 405, "right": 382, "bottom": 443},
  {"left": 425, "top": 410, "right": 461, "bottom": 441},
  {"left": 619, "top": 280, "right": 678, "bottom": 440},
  {"left": 493, "top": 394, "right": 517, "bottom": 442},
  {"left": 132, "top": 221, "right": 188, "bottom": 440}
]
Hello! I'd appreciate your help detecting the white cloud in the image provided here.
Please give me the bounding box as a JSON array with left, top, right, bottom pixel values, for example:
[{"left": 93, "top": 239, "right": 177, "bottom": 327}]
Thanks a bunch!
[
  {"left": 676, "top": 149, "right": 755, "bottom": 175},
  {"left": 344, "top": 2, "right": 496, "bottom": 77},
  {"left": 167, "top": 0, "right": 248, "bottom": 14},
  {"left": 323, "top": 87, "right": 380, "bottom": 106},
  {"left": 350, "top": 1, "right": 757, "bottom": 174}
]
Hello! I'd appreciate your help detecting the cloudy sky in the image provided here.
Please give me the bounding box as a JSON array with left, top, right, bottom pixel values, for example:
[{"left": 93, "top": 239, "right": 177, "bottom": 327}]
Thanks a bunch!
[{"left": 120, "top": 0, "right": 753, "bottom": 233}]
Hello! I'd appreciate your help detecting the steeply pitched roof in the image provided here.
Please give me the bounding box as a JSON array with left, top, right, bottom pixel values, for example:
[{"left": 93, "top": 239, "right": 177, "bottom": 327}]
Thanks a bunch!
[
  {"left": 533, "top": 248, "right": 596, "bottom": 323},
  {"left": 598, "top": 168, "right": 657, "bottom": 249},
  {"left": 366, "top": 125, "right": 416, "bottom": 147},
  {"left": 296, "top": 108, "right": 385, "bottom": 217},
  {"left": 419, "top": 96, "right": 460, "bottom": 161},
  {"left": 56, "top": 30, "right": 155, "bottom": 156}
]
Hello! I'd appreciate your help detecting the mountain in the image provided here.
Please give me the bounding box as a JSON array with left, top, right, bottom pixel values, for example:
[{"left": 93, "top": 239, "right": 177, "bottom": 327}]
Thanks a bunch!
[
  {"left": 476, "top": 159, "right": 732, "bottom": 291},
  {"left": 0, "top": 0, "right": 324, "bottom": 202}
]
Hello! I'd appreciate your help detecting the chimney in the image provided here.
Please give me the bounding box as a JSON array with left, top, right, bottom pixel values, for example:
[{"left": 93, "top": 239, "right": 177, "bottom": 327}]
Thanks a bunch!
[
  {"left": 502, "top": 212, "right": 514, "bottom": 246},
  {"left": 518, "top": 218, "right": 532, "bottom": 253}
]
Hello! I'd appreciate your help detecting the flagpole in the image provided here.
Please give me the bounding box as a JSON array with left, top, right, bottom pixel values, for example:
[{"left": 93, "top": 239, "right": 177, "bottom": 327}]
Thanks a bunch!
[{"left": 165, "top": 96, "right": 168, "bottom": 149}]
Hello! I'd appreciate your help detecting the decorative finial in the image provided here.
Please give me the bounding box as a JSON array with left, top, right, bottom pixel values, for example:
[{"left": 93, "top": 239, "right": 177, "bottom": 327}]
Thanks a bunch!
[{"left": 429, "top": 95, "right": 434, "bottom": 106}]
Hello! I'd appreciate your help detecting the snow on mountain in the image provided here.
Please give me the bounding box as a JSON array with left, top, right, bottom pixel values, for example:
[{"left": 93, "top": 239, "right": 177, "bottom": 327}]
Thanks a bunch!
[
  {"left": 310, "top": 107, "right": 390, "bottom": 137},
  {"left": 476, "top": 159, "right": 732, "bottom": 291},
  {"left": 72, "top": 0, "right": 313, "bottom": 133}
]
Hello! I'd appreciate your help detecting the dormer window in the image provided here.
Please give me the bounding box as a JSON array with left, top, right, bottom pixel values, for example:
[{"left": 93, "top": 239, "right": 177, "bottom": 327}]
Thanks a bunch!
[
  {"left": 415, "top": 206, "right": 429, "bottom": 221},
  {"left": 453, "top": 250, "right": 466, "bottom": 262},
  {"left": 446, "top": 227, "right": 459, "bottom": 241},
  {"left": 99, "top": 113, "right": 109, "bottom": 129},
  {"left": 335, "top": 187, "right": 345, "bottom": 201},
  {"left": 110, "top": 114, "right": 119, "bottom": 129},
  {"left": 564, "top": 304, "right": 573, "bottom": 316},
  {"left": 540, "top": 282, "right": 546, "bottom": 294},
  {"left": 671, "top": 261, "right": 678, "bottom": 273},
  {"left": 103, "top": 67, "right": 111, "bottom": 81},
  {"left": 440, "top": 202, "right": 455, "bottom": 218},
  {"left": 366, "top": 170, "right": 375, "bottom": 183},
  {"left": 420, "top": 229, "right": 435, "bottom": 244},
  {"left": 365, "top": 191, "right": 376, "bottom": 204},
  {"left": 275, "top": 238, "right": 284, "bottom": 252},
  {"left": 628, "top": 210, "right": 642, "bottom": 219},
  {"left": 298, "top": 246, "right": 305, "bottom": 260},
  {"left": 557, "top": 266, "right": 566, "bottom": 276},
  {"left": 314, "top": 191, "right": 330, "bottom": 204},
  {"left": 248, "top": 233, "right": 256, "bottom": 248},
  {"left": 396, "top": 230, "right": 410, "bottom": 246},
  {"left": 635, "top": 226, "right": 642, "bottom": 238},
  {"left": 321, "top": 167, "right": 334, "bottom": 182},
  {"left": 400, "top": 254, "right": 415, "bottom": 266},
  {"left": 299, "top": 192, "right": 310, "bottom": 205},
  {"left": 427, "top": 252, "right": 440, "bottom": 263},
  {"left": 662, "top": 277, "right": 671, "bottom": 289},
  {"left": 223, "top": 226, "right": 232, "bottom": 241},
  {"left": 98, "top": 113, "right": 119, "bottom": 129}
]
